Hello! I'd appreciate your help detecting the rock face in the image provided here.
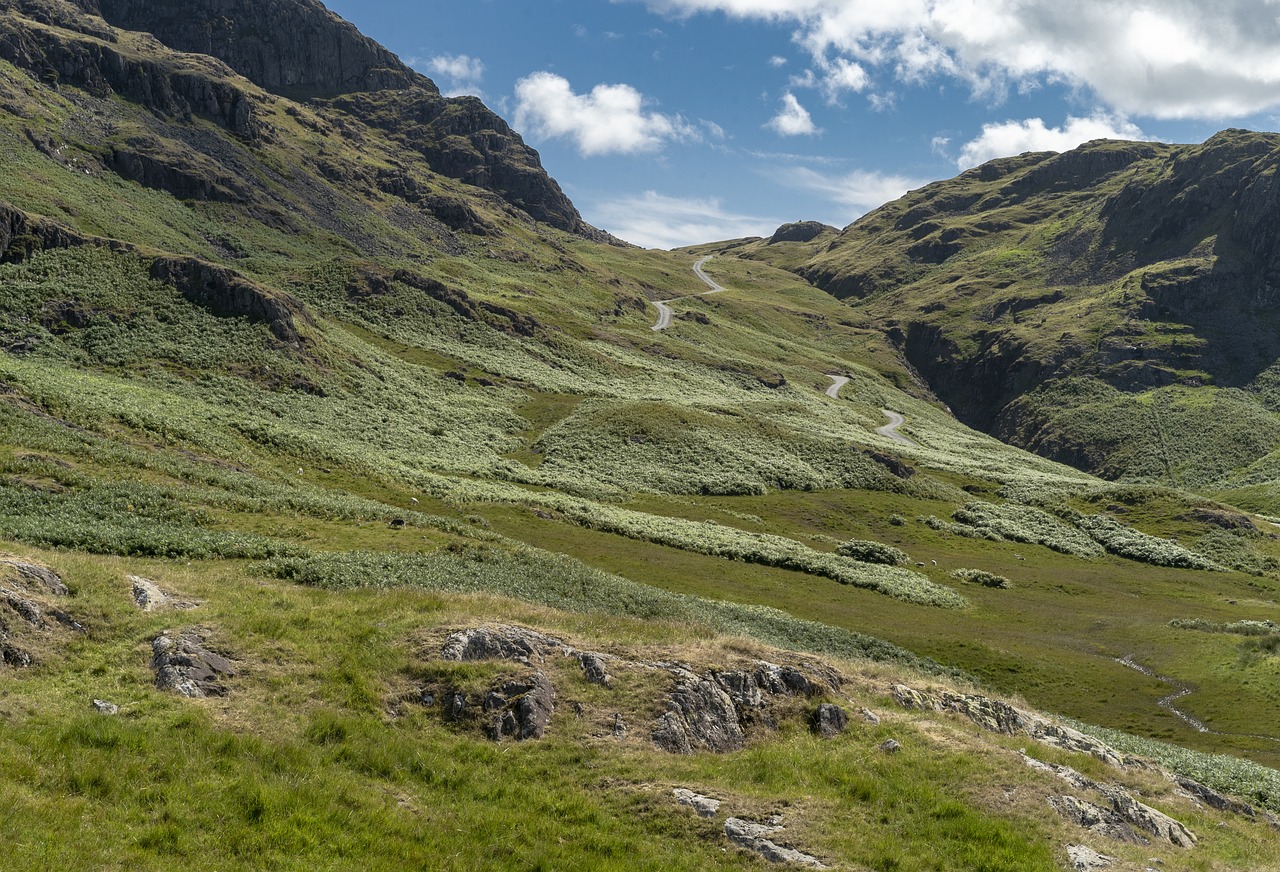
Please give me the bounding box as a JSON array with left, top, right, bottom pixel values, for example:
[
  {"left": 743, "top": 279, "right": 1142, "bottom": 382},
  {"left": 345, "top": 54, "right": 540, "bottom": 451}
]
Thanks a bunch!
[
  {"left": 0, "top": 8, "right": 263, "bottom": 139},
  {"left": 151, "top": 629, "right": 236, "bottom": 698},
  {"left": 440, "top": 625, "right": 567, "bottom": 664},
  {"left": 86, "top": 0, "right": 422, "bottom": 100},
  {"left": 324, "top": 90, "right": 614, "bottom": 240}
]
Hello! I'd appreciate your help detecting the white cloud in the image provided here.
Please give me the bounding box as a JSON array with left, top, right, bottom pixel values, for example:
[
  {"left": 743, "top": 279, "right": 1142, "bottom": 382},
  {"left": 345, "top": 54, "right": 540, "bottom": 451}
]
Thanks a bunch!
[
  {"left": 514, "top": 72, "right": 696, "bottom": 156},
  {"left": 776, "top": 166, "right": 922, "bottom": 217},
  {"left": 589, "top": 191, "right": 780, "bottom": 249},
  {"left": 427, "top": 54, "right": 485, "bottom": 97},
  {"left": 957, "top": 113, "right": 1155, "bottom": 169},
  {"left": 767, "top": 93, "right": 819, "bottom": 136},
  {"left": 636, "top": 0, "right": 1280, "bottom": 120},
  {"left": 769, "top": 55, "right": 789, "bottom": 67}
]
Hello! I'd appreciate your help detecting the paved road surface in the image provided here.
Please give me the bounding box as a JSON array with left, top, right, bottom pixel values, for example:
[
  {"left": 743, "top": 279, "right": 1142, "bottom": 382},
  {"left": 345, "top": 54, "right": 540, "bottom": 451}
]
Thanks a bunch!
[
  {"left": 824, "top": 375, "right": 850, "bottom": 399},
  {"left": 877, "top": 409, "right": 917, "bottom": 446},
  {"left": 650, "top": 256, "right": 726, "bottom": 331}
]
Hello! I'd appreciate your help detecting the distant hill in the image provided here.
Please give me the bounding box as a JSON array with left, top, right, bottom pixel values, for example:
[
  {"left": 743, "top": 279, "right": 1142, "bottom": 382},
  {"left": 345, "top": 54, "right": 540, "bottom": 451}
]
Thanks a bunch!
[{"left": 723, "top": 132, "right": 1280, "bottom": 507}]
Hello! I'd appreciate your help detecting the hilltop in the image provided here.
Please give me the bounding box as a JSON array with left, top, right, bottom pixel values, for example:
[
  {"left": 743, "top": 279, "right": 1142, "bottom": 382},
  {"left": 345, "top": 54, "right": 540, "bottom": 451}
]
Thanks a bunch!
[{"left": 0, "top": 1, "right": 1279, "bottom": 868}]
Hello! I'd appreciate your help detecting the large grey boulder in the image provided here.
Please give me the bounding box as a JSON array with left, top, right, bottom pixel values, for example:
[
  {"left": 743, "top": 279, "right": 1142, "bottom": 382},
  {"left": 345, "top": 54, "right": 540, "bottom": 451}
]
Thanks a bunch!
[
  {"left": 151, "top": 630, "right": 236, "bottom": 698},
  {"left": 810, "top": 703, "right": 848, "bottom": 738}
]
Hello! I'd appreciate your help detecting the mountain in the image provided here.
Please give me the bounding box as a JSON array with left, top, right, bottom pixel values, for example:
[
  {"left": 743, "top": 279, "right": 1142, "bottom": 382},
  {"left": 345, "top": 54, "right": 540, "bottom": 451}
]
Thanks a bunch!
[
  {"left": 2, "top": 1, "right": 1280, "bottom": 868},
  {"left": 721, "top": 131, "right": 1280, "bottom": 509}
]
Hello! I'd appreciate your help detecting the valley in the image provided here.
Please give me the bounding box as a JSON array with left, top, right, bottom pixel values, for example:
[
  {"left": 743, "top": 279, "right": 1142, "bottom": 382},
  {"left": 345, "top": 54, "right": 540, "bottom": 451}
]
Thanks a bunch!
[{"left": 0, "top": 0, "right": 1278, "bottom": 868}]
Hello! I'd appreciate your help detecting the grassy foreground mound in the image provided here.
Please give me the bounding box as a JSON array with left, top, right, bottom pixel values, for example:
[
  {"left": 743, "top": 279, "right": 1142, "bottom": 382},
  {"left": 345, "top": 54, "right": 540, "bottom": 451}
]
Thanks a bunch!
[{"left": 3, "top": 547, "right": 1279, "bottom": 871}]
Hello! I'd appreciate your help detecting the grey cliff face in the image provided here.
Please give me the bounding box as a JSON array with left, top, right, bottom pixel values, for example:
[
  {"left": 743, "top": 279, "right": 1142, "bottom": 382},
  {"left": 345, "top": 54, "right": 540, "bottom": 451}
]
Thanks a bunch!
[{"left": 87, "top": 0, "right": 425, "bottom": 99}]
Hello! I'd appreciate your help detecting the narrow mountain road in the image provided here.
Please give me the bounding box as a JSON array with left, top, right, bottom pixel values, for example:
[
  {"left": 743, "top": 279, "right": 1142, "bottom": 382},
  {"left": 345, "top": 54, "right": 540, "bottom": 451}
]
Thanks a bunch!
[
  {"left": 877, "top": 410, "right": 917, "bottom": 446},
  {"left": 650, "top": 256, "right": 727, "bottom": 331},
  {"left": 826, "top": 375, "right": 919, "bottom": 447}
]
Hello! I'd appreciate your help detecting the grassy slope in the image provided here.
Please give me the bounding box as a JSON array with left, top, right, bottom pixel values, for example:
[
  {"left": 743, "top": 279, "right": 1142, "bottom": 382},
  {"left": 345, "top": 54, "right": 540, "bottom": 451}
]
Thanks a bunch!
[{"left": 0, "top": 6, "right": 1279, "bottom": 865}]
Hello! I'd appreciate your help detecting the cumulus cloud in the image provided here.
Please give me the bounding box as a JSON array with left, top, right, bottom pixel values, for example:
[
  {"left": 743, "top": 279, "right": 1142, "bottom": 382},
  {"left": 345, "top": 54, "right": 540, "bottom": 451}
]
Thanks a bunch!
[
  {"left": 514, "top": 72, "right": 695, "bottom": 156},
  {"left": 635, "top": 0, "right": 1280, "bottom": 119},
  {"left": 590, "top": 191, "right": 780, "bottom": 249},
  {"left": 957, "top": 113, "right": 1155, "bottom": 169},
  {"left": 427, "top": 54, "right": 485, "bottom": 97},
  {"left": 767, "top": 93, "right": 819, "bottom": 136},
  {"left": 775, "top": 166, "right": 923, "bottom": 217}
]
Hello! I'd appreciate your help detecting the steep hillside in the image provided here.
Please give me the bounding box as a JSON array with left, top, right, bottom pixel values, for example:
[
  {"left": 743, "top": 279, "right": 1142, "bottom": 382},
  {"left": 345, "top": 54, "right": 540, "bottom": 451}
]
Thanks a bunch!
[
  {"left": 2, "top": 1, "right": 1280, "bottom": 867},
  {"left": 725, "top": 132, "right": 1280, "bottom": 509}
]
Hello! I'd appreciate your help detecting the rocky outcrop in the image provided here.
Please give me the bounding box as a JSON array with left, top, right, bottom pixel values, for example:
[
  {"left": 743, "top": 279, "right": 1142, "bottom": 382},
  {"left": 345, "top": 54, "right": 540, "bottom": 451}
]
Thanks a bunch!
[
  {"left": 0, "top": 557, "right": 69, "bottom": 596},
  {"left": 1, "top": 556, "right": 84, "bottom": 666},
  {"left": 324, "top": 90, "right": 620, "bottom": 242},
  {"left": 148, "top": 256, "right": 308, "bottom": 343},
  {"left": 1065, "top": 844, "right": 1116, "bottom": 872},
  {"left": 769, "top": 221, "right": 836, "bottom": 245},
  {"left": 480, "top": 672, "right": 556, "bottom": 741},
  {"left": 723, "top": 818, "right": 828, "bottom": 868},
  {"left": 1025, "top": 754, "right": 1196, "bottom": 848},
  {"left": 1, "top": 201, "right": 309, "bottom": 344},
  {"left": 0, "top": 11, "right": 263, "bottom": 138},
  {"left": 1048, "top": 795, "right": 1148, "bottom": 845},
  {"left": 891, "top": 684, "right": 1130, "bottom": 768},
  {"left": 440, "top": 624, "right": 568, "bottom": 664},
  {"left": 129, "top": 576, "right": 196, "bottom": 612},
  {"left": 656, "top": 673, "right": 745, "bottom": 753},
  {"left": 672, "top": 788, "right": 721, "bottom": 818},
  {"left": 151, "top": 629, "right": 236, "bottom": 698},
  {"left": 810, "top": 703, "right": 848, "bottom": 738},
  {"left": 87, "top": 0, "right": 422, "bottom": 100}
]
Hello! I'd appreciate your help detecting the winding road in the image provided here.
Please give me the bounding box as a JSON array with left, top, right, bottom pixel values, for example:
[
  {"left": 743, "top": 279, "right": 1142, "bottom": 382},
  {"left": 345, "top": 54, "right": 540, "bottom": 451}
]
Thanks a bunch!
[
  {"left": 825, "top": 375, "right": 919, "bottom": 447},
  {"left": 650, "top": 256, "right": 727, "bottom": 331}
]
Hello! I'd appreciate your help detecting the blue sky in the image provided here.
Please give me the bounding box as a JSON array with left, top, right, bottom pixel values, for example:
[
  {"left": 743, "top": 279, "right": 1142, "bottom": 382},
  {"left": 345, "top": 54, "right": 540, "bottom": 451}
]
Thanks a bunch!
[{"left": 324, "top": 0, "right": 1280, "bottom": 248}]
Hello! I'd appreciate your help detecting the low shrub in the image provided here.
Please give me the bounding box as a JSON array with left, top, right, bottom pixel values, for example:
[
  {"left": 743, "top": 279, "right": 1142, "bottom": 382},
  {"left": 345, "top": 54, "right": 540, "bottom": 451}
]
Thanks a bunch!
[{"left": 950, "top": 568, "right": 1010, "bottom": 589}]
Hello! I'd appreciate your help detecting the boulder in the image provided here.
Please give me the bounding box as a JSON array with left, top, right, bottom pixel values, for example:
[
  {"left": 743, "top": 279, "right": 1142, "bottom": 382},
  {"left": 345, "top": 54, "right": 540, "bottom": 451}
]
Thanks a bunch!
[
  {"left": 151, "top": 630, "right": 236, "bottom": 698},
  {"left": 578, "top": 652, "right": 612, "bottom": 686},
  {"left": 810, "top": 704, "right": 848, "bottom": 738},
  {"left": 472, "top": 671, "right": 556, "bottom": 741},
  {"left": 1066, "top": 844, "right": 1117, "bottom": 872}
]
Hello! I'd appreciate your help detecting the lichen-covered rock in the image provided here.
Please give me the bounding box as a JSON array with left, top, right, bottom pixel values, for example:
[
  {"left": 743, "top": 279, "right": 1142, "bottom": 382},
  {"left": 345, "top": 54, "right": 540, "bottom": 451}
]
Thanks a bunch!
[
  {"left": 578, "top": 652, "right": 612, "bottom": 686},
  {"left": 1, "top": 558, "right": 68, "bottom": 596},
  {"left": 494, "top": 672, "right": 556, "bottom": 741},
  {"left": 151, "top": 630, "right": 236, "bottom": 698},
  {"left": 660, "top": 675, "right": 744, "bottom": 753},
  {"left": 810, "top": 703, "right": 848, "bottom": 738},
  {"left": 652, "top": 711, "right": 694, "bottom": 755},
  {"left": 440, "top": 625, "right": 565, "bottom": 664},
  {"left": 1066, "top": 844, "right": 1116, "bottom": 871},
  {"left": 724, "top": 818, "right": 828, "bottom": 868},
  {"left": 1174, "top": 774, "right": 1258, "bottom": 818},
  {"left": 673, "top": 788, "right": 721, "bottom": 818},
  {"left": 1049, "top": 795, "right": 1148, "bottom": 845},
  {"left": 1027, "top": 754, "right": 1196, "bottom": 848}
]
